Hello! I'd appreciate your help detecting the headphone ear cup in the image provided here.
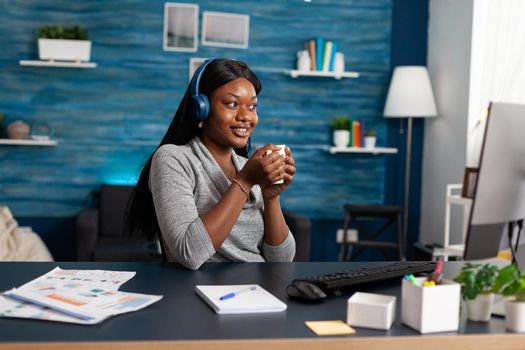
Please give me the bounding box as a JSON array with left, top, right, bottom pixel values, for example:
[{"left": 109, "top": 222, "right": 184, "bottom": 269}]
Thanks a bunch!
[{"left": 193, "top": 94, "right": 210, "bottom": 122}]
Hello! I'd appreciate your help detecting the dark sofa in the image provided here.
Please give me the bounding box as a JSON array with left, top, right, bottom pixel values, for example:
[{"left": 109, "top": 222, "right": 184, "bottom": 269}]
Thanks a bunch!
[{"left": 77, "top": 184, "right": 311, "bottom": 262}]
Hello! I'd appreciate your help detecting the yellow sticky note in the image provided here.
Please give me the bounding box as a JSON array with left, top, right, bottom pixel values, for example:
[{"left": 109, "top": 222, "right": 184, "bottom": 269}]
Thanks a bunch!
[{"left": 305, "top": 320, "right": 356, "bottom": 336}]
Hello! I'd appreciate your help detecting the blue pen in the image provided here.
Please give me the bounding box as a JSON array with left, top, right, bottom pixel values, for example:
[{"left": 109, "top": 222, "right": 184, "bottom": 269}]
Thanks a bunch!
[{"left": 219, "top": 286, "right": 256, "bottom": 301}]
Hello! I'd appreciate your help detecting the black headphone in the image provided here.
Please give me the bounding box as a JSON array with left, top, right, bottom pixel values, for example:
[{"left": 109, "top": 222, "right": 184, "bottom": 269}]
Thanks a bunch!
[{"left": 189, "top": 59, "right": 214, "bottom": 122}]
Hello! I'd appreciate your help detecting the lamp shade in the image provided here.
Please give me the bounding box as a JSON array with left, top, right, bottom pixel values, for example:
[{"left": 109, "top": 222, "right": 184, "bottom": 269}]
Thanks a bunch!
[{"left": 383, "top": 66, "right": 438, "bottom": 118}]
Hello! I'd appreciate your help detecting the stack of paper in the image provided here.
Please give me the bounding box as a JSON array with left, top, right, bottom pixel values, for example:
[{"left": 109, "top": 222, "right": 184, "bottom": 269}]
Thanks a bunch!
[
  {"left": 0, "top": 267, "right": 162, "bottom": 324},
  {"left": 195, "top": 284, "right": 287, "bottom": 315}
]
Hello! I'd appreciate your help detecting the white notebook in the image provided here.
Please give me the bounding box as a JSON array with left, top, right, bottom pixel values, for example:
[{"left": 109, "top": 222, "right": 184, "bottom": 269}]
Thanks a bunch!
[{"left": 195, "top": 284, "right": 287, "bottom": 315}]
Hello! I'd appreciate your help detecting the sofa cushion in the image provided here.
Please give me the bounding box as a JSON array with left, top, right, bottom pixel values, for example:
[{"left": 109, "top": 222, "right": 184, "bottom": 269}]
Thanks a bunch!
[{"left": 99, "top": 184, "right": 134, "bottom": 237}]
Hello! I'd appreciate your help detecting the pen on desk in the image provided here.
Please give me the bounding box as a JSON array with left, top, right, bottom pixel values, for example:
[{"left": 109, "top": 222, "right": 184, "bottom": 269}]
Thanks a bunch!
[
  {"left": 427, "top": 259, "right": 443, "bottom": 284},
  {"left": 219, "top": 286, "right": 256, "bottom": 301},
  {"left": 406, "top": 274, "right": 420, "bottom": 286},
  {"left": 435, "top": 259, "right": 443, "bottom": 275}
]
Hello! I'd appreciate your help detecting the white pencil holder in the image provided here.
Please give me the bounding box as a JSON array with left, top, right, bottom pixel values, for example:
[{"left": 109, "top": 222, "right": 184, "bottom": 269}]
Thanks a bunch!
[{"left": 401, "top": 277, "right": 460, "bottom": 334}]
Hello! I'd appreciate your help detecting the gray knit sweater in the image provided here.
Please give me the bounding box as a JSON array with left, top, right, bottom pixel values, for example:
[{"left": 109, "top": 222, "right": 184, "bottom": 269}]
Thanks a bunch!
[{"left": 149, "top": 136, "right": 296, "bottom": 269}]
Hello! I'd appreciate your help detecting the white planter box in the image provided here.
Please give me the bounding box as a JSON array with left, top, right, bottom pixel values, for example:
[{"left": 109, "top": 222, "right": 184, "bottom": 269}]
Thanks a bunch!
[
  {"left": 364, "top": 136, "right": 377, "bottom": 148},
  {"left": 38, "top": 39, "right": 92, "bottom": 62},
  {"left": 466, "top": 293, "right": 494, "bottom": 322},
  {"left": 401, "top": 277, "right": 460, "bottom": 333},
  {"left": 333, "top": 130, "right": 350, "bottom": 147},
  {"left": 347, "top": 292, "right": 396, "bottom": 330},
  {"left": 505, "top": 300, "right": 525, "bottom": 332}
]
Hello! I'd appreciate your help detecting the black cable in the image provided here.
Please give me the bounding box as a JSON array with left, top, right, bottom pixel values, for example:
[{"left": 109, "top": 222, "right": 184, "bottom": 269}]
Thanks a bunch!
[
  {"left": 514, "top": 219, "right": 523, "bottom": 252},
  {"left": 509, "top": 221, "right": 517, "bottom": 266}
]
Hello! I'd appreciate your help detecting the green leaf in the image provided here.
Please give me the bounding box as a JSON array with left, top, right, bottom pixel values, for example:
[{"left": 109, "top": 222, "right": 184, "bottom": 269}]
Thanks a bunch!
[{"left": 455, "top": 263, "right": 500, "bottom": 299}]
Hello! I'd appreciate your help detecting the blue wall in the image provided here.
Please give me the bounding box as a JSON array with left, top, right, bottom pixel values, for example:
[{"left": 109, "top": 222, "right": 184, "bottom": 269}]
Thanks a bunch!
[
  {"left": 1, "top": 0, "right": 391, "bottom": 220},
  {"left": 0, "top": 1, "right": 428, "bottom": 261},
  {"left": 310, "top": 0, "right": 430, "bottom": 261}
]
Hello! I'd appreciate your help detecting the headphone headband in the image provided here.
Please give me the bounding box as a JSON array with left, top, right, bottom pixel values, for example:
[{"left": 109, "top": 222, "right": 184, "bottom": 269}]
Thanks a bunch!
[
  {"left": 190, "top": 59, "right": 214, "bottom": 97},
  {"left": 189, "top": 58, "right": 234, "bottom": 122}
]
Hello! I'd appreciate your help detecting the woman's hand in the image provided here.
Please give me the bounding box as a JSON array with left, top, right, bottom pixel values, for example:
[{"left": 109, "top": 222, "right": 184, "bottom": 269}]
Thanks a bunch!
[
  {"left": 260, "top": 146, "right": 295, "bottom": 200},
  {"left": 237, "top": 145, "right": 295, "bottom": 195}
]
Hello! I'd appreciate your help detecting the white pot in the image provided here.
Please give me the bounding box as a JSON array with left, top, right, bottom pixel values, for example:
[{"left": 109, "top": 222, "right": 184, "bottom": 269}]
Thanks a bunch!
[
  {"left": 38, "top": 38, "right": 92, "bottom": 62},
  {"left": 466, "top": 293, "right": 494, "bottom": 322},
  {"left": 364, "top": 136, "right": 377, "bottom": 149},
  {"left": 333, "top": 52, "right": 345, "bottom": 74},
  {"left": 333, "top": 130, "right": 350, "bottom": 148},
  {"left": 296, "top": 50, "right": 311, "bottom": 72},
  {"left": 505, "top": 299, "right": 525, "bottom": 332}
]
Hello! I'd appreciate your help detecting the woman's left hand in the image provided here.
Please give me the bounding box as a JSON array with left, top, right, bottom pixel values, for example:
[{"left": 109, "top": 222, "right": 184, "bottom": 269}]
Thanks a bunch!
[{"left": 261, "top": 146, "right": 295, "bottom": 200}]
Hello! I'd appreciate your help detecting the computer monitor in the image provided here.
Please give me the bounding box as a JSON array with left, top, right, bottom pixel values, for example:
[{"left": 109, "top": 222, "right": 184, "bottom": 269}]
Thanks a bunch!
[{"left": 463, "top": 102, "right": 525, "bottom": 260}]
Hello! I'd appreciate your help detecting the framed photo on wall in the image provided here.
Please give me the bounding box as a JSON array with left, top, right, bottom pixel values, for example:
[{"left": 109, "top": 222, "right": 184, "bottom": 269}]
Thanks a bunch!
[
  {"left": 201, "top": 11, "right": 250, "bottom": 49},
  {"left": 189, "top": 57, "right": 208, "bottom": 82},
  {"left": 163, "top": 3, "right": 198, "bottom": 52}
]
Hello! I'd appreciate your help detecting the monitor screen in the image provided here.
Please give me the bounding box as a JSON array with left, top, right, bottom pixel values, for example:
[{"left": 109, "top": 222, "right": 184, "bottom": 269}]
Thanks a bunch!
[{"left": 463, "top": 102, "right": 525, "bottom": 260}]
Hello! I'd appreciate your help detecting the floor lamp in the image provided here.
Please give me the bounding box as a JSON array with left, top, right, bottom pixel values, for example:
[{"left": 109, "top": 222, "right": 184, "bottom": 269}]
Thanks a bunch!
[{"left": 383, "top": 66, "right": 438, "bottom": 252}]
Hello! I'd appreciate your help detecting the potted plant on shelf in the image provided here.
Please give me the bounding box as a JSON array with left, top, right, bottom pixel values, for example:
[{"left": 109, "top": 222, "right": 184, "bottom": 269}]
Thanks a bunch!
[
  {"left": 37, "top": 25, "right": 91, "bottom": 62},
  {"left": 492, "top": 264, "right": 525, "bottom": 332},
  {"left": 331, "top": 116, "right": 350, "bottom": 148},
  {"left": 453, "top": 263, "right": 499, "bottom": 322},
  {"left": 364, "top": 129, "right": 377, "bottom": 149}
]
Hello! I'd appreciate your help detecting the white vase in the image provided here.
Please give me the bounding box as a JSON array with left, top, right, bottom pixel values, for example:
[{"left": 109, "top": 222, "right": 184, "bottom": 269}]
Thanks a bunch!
[
  {"left": 505, "top": 299, "right": 525, "bottom": 332},
  {"left": 466, "top": 293, "right": 494, "bottom": 322},
  {"left": 333, "top": 130, "right": 350, "bottom": 147},
  {"left": 296, "top": 50, "right": 311, "bottom": 72},
  {"left": 364, "top": 136, "right": 377, "bottom": 149},
  {"left": 333, "top": 52, "right": 345, "bottom": 74}
]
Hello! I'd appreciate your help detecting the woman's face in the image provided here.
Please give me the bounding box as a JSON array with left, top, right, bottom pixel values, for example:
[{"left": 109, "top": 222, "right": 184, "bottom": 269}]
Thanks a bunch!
[{"left": 201, "top": 77, "right": 258, "bottom": 151}]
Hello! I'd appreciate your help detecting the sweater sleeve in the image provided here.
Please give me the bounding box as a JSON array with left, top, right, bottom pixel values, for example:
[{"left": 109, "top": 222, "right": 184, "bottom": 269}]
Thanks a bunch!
[
  {"left": 149, "top": 146, "right": 215, "bottom": 270},
  {"left": 262, "top": 229, "right": 296, "bottom": 262}
]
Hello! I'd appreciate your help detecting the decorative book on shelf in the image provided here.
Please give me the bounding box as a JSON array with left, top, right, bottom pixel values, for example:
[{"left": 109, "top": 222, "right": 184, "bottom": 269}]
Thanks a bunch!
[{"left": 305, "top": 37, "right": 339, "bottom": 73}]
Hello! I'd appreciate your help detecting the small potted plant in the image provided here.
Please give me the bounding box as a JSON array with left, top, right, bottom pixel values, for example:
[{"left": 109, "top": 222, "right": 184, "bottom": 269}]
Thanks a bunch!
[
  {"left": 453, "top": 263, "right": 499, "bottom": 321},
  {"left": 331, "top": 116, "right": 350, "bottom": 148},
  {"left": 492, "top": 264, "right": 525, "bottom": 332},
  {"left": 364, "top": 129, "right": 377, "bottom": 149},
  {"left": 37, "top": 25, "right": 91, "bottom": 62}
]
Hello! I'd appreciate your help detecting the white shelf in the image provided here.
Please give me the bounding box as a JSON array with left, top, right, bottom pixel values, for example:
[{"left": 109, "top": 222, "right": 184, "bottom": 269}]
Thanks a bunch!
[
  {"left": 0, "top": 139, "right": 58, "bottom": 146},
  {"left": 286, "top": 70, "right": 359, "bottom": 79},
  {"left": 329, "top": 146, "right": 398, "bottom": 155},
  {"left": 433, "top": 244, "right": 465, "bottom": 260},
  {"left": 19, "top": 60, "right": 97, "bottom": 68},
  {"left": 447, "top": 194, "right": 473, "bottom": 206}
]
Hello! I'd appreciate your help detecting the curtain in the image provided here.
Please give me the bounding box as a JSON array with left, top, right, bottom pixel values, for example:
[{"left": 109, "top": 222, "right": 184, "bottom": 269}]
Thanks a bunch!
[{"left": 467, "top": 0, "right": 525, "bottom": 167}]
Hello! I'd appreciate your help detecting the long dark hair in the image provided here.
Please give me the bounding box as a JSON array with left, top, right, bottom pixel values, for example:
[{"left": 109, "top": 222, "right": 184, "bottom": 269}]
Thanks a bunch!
[{"left": 125, "top": 59, "right": 262, "bottom": 240}]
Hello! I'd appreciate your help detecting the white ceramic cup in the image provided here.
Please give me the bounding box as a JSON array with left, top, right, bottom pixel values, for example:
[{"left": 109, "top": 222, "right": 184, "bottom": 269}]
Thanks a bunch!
[{"left": 266, "top": 144, "right": 286, "bottom": 184}]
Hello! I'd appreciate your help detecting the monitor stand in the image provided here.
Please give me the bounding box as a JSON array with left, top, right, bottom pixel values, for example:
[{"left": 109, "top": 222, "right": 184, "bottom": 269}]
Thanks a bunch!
[
  {"left": 491, "top": 221, "right": 524, "bottom": 317},
  {"left": 492, "top": 295, "right": 505, "bottom": 317}
]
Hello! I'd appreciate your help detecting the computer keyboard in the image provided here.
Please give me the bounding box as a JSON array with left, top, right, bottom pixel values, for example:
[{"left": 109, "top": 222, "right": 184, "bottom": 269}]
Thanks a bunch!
[{"left": 291, "top": 261, "right": 437, "bottom": 293}]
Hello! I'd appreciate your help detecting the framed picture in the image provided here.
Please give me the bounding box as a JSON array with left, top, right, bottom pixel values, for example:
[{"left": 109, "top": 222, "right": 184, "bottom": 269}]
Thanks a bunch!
[
  {"left": 189, "top": 57, "right": 208, "bottom": 82},
  {"left": 201, "top": 11, "right": 250, "bottom": 49},
  {"left": 163, "top": 3, "right": 198, "bottom": 52}
]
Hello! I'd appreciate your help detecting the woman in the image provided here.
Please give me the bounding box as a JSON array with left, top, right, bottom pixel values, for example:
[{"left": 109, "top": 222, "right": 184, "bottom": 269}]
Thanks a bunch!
[{"left": 126, "top": 58, "right": 296, "bottom": 269}]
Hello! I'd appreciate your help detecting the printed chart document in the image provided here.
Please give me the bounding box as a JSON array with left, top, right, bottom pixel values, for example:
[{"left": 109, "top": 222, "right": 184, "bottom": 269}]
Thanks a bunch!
[
  {"left": 0, "top": 267, "right": 162, "bottom": 324},
  {"left": 0, "top": 295, "right": 100, "bottom": 325},
  {"left": 195, "top": 284, "right": 287, "bottom": 315}
]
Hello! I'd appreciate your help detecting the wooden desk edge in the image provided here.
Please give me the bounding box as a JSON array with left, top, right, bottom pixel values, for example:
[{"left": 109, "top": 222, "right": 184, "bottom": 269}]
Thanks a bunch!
[{"left": 2, "top": 333, "right": 525, "bottom": 350}]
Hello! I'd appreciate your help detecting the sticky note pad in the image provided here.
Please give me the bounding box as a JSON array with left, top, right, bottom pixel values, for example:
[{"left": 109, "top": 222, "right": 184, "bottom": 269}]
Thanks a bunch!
[{"left": 305, "top": 320, "right": 355, "bottom": 336}]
